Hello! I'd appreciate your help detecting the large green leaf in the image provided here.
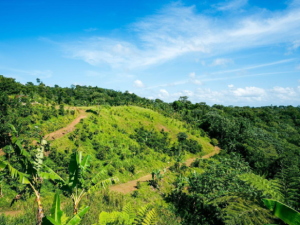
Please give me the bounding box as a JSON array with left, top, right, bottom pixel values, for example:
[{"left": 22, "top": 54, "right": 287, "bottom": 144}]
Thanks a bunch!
[
  {"left": 66, "top": 206, "right": 89, "bottom": 225},
  {"left": 0, "top": 160, "right": 7, "bottom": 170},
  {"left": 68, "top": 152, "right": 81, "bottom": 188},
  {"left": 0, "top": 161, "right": 30, "bottom": 184},
  {"left": 45, "top": 193, "right": 64, "bottom": 225},
  {"left": 7, "top": 163, "right": 30, "bottom": 184},
  {"left": 68, "top": 152, "right": 91, "bottom": 189},
  {"left": 80, "top": 155, "right": 91, "bottom": 176},
  {"left": 263, "top": 199, "right": 300, "bottom": 225},
  {"left": 40, "top": 165, "right": 65, "bottom": 182}
]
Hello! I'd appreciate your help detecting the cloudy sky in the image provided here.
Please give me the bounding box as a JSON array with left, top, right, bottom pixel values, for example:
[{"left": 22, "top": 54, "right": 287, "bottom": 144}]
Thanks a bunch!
[{"left": 1, "top": 0, "right": 300, "bottom": 106}]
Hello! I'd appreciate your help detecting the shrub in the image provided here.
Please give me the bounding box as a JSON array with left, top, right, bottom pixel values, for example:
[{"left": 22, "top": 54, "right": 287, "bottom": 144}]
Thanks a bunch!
[
  {"left": 132, "top": 190, "right": 139, "bottom": 198},
  {"left": 128, "top": 165, "right": 136, "bottom": 174},
  {"left": 80, "top": 132, "right": 87, "bottom": 141},
  {"left": 180, "top": 163, "right": 188, "bottom": 172},
  {"left": 96, "top": 151, "right": 106, "bottom": 160},
  {"left": 136, "top": 181, "right": 141, "bottom": 189},
  {"left": 119, "top": 167, "right": 125, "bottom": 174},
  {"left": 211, "top": 138, "right": 219, "bottom": 146},
  {"left": 108, "top": 166, "right": 116, "bottom": 176}
]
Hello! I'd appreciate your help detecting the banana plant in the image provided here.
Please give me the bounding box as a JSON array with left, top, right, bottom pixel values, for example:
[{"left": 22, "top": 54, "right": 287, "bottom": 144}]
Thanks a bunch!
[
  {"left": 42, "top": 192, "right": 89, "bottom": 225},
  {"left": 151, "top": 169, "right": 164, "bottom": 189},
  {"left": 0, "top": 133, "right": 63, "bottom": 225},
  {"left": 263, "top": 199, "right": 300, "bottom": 225},
  {"left": 60, "top": 151, "right": 118, "bottom": 215}
]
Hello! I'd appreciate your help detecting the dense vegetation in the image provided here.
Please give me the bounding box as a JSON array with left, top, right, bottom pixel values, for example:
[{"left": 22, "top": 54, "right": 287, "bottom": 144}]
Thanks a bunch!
[{"left": 0, "top": 75, "right": 300, "bottom": 224}]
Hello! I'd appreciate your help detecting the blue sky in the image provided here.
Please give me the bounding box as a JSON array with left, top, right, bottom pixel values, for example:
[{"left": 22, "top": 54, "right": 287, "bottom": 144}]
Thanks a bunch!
[{"left": 1, "top": 0, "right": 300, "bottom": 106}]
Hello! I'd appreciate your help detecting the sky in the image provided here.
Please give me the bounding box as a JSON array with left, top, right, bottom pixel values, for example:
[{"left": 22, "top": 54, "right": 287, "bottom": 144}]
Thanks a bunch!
[{"left": 0, "top": 0, "right": 300, "bottom": 106}]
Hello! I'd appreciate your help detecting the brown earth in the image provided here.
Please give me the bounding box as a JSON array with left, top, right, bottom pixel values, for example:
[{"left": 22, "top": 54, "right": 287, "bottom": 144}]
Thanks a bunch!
[
  {"left": 0, "top": 108, "right": 87, "bottom": 156},
  {"left": 32, "top": 110, "right": 87, "bottom": 145},
  {"left": 2, "top": 210, "right": 23, "bottom": 217},
  {"left": 110, "top": 146, "right": 221, "bottom": 194}
]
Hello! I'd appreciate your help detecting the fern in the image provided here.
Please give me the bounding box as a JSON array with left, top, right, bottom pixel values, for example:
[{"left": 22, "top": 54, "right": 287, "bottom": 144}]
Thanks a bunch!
[
  {"left": 134, "top": 204, "right": 158, "bottom": 225},
  {"left": 98, "top": 203, "right": 158, "bottom": 225},
  {"left": 275, "top": 165, "right": 300, "bottom": 209},
  {"left": 142, "top": 208, "right": 158, "bottom": 225},
  {"left": 210, "top": 196, "right": 275, "bottom": 225},
  {"left": 238, "top": 173, "right": 283, "bottom": 201}
]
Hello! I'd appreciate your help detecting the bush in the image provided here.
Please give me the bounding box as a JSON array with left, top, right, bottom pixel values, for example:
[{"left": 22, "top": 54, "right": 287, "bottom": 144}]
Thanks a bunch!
[
  {"left": 180, "top": 163, "right": 188, "bottom": 172},
  {"left": 96, "top": 151, "right": 106, "bottom": 160},
  {"left": 211, "top": 138, "right": 219, "bottom": 146},
  {"left": 136, "top": 181, "right": 141, "bottom": 189},
  {"left": 119, "top": 167, "right": 125, "bottom": 174},
  {"left": 108, "top": 166, "right": 116, "bottom": 176},
  {"left": 132, "top": 190, "right": 139, "bottom": 198},
  {"left": 128, "top": 165, "right": 136, "bottom": 174}
]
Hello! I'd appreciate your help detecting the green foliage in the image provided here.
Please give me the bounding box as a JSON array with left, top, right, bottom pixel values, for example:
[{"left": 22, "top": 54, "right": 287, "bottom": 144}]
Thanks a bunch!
[
  {"left": 263, "top": 199, "right": 300, "bottom": 225},
  {"left": 98, "top": 203, "right": 158, "bottom": 225},
  {"left": 238, "top": 173, "right": 283, "bottom": 201},
  {"left": 43, "top": 193, "right": 90, "bottom": 225},
  {"left": 211, "top": 138, "right": 218, "bottom": 146}
]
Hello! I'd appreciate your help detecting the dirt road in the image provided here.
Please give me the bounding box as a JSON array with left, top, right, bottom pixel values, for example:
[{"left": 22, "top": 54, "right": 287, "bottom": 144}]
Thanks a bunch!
[{"left": 110, "top": 146, "right": 221, "bottom": 194}]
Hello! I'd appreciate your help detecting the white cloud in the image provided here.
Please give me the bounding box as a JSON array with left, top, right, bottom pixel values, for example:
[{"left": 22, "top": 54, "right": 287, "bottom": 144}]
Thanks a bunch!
[
  {"left": 233, "top": 86, "right": 265, "bottom": 97},
  {"left": 133, "top": 80, "right": 145, "bottom": 88},
  {"left": 188, "top": 72, "right": 203, "bottom": 85},
  {"left": 189, "top": 72, "right": 195, "bottom": 78},
  {"left": 292, "top": 40, "right": 300, "bottom": 49},
  {"left": 191, "top": 79, "right": 203, "bottom": 85},
  {"left": 271, "top": 86, "right": 297, "bottom": 100},
  {"left": 228, "top": 84, "right": 234, "bottom": 88},
  {"left": 84, "top": 28, "right": 98, "bottom": 32},
  {"left": 60, "top": 3, "right": 300, "bottom": 70},
  {"left": 214, "top": 0, "right": 248, "bottom": 11},
  {"left": 151, "top": 85, "right": 300, "bottom": 105},
  {"left": 296, "top": 64, "right": 300, "bottom": 69},
  {"left": 210, "top": 58, "right": 234, "bottom": 67},
  {"left": 158, "top": 89, "right": 169, "bottom": 99}
]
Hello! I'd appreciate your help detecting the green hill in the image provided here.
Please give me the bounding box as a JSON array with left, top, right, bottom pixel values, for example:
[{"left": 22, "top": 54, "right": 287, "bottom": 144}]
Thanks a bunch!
[{"left": 49, "top": 105, "right": 214, "bottom": 183}]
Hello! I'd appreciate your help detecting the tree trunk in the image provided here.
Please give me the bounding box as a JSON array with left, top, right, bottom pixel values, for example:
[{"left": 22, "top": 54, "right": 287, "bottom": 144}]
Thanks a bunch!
[
  {"left": 0, "top": 183, "right": 2, "bottom": 197},
  {"left": 73, "top": 203, "right": 78, "bottom": 215},
  {"left": 36, "top": 192, "right": 44, "bottom": 225}
]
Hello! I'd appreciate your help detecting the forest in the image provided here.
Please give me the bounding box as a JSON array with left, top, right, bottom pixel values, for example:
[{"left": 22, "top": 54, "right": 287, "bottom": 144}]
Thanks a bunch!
[{"left": 0, "top": 75, "right": 300, "bottom": 225}]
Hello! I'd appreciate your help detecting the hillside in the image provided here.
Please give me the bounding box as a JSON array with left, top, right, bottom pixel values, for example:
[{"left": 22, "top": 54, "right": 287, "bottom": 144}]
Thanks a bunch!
[
  {"left": 46, "top": 105, "right": 214, "bottom": 184},
  {"left": 1, "top": 75, "right": 300, "bottom": 225}
]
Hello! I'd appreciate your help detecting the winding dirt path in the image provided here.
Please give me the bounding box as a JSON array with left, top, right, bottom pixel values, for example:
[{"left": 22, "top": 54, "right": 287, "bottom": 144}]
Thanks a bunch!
[
  {"left": 32, "top": 109, "right": 87, "bottom": 145},
  {"left": 110, "top": 146, "right": 221, "bottom": 194}
]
